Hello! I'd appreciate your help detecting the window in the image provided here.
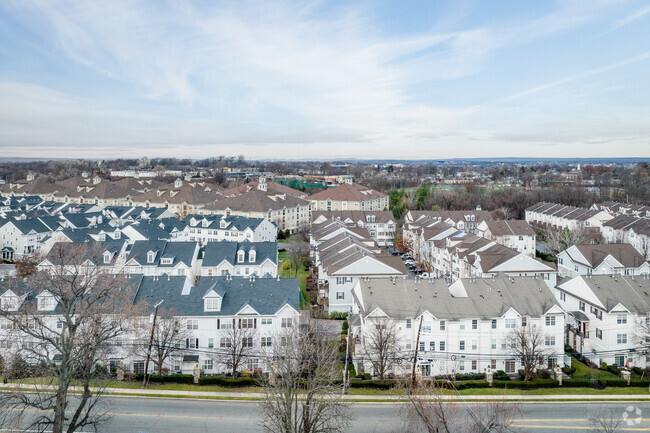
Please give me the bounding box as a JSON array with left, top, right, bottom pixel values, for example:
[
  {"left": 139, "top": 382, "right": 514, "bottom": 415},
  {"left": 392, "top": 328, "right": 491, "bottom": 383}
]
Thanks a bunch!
[
  {"left": 547, "top": 357, "right": 557, "bottom": 370},
  {"left": 220, "top": 338, "right": 231, "bottom": 348},
  {"left": 471, "top": 340, "right": 477, "bottom": 350},
  {"left": 560, "top": 291, "right": 566, "bottom": 301},
  {"left": 596, "top": 328, "right": 602, "bottom": 340},
  {"left": 472, "top": 360, "right": 477, "bottom": 370},
  {"left": 429, "top": 341, "right": 435, "bottom": 351},
  {"left": 282, "top": 318, "right": 292, "bottom": 328},
  {"left": 419, "top": 342, "right": 425, "bottom": 352},
  {"left": 545, "top": 316, "right": 556, "bottom": 326},
  {"left": 336, "top": 292, "right": 344, "bottom": 300},
  {"left": 203, "top": 359, "right": 213, "bottom": 370},
  {"left": 208, "top": 338, "right": 214, "bottom": 348},
  {"left": 459, "top": 361, "right": 465, "bottom": 371},
  {"left": 133, "top": 361, "right": 145, "bottom": 374},
  {"left": 205, "top": 298, "right": 220, "bottom": 311},
  {"left": 505, "top": 360, "right": 516, "bottom": 373},
  {"left": 439, "top": 341, "right": 445, "bottom": 351},
  {"left": 491, "top": 339, "right": 496, "bottom": 349},
  {"left": 38, "top": 296, "right": 53, "bottom": 310},
  {"left": 545, "top": 336, "right": 555, "bottom": 346},
  {"left": 261, "top": 318, "right": 273, "bottom": 325},
  {"left": 147, "top": 251, "right": 155, "bottom": 263},
  {"left": 471, "top": 319, "right": 478, "bottom": 330},
  {"left": 440, "top": 320, "right": 446, "bottom": 331},
  {"left": 187, "top": 319, "right": 198, "bottom": 330},
  {"left": 422, "top": 321, "right": 431, "bottom": 332},
  {"left": 186, "top": 338, "right": 199, "bottom": 349},
  {"left": 249, "top": 251, "right": 256, "bottom": 263},
  {"left": 579, "top": 301, "right": 585, "bottom": 312},
  {"left": 521, "top": 316, "right": 527, "bottom": 327},
  {"left": 240, "top": 318, "right": 255, "bottom": 329},
  {"left": 505, "top": 318, "right": 516, "bottom": 329},
  {"left": 261, "top": 337, "right": 272, "bottom": 347},
  {"left": 242, "top": 337, "right": 253, "bottom": 348},
  {"left": 459, "top": 340, "right": 465, "bottom": 351},
  {"left": 617, "top": 314, "right": 627, "bottom": 324},
  {"left": 459, "top": 320, "right": 465, "bottom": 330},
  {"left": 491, "top": 359, "right": 497, "bottom": 370},
  {"left": 406, "top": 319, "right": 412, "bottom": 329},
  {"left": 491, "top": 319, "right": 497, "bottom": 329},
  {"left": 617, "top": 334, "right": 627, "bottom": 344}
]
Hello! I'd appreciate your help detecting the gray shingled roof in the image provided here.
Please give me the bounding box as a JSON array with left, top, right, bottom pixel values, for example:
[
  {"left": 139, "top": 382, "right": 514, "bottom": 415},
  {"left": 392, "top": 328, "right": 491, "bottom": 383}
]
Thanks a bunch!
[{"left": 202, "top": 242, "right": 277, "bottom": 267}]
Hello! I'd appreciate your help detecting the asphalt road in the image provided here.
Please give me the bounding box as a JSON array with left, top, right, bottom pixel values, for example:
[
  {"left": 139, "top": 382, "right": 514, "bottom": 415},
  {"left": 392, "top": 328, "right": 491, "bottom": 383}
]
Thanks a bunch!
[{"left": 7, "top": 397, "right": 650, "bottom": 432}]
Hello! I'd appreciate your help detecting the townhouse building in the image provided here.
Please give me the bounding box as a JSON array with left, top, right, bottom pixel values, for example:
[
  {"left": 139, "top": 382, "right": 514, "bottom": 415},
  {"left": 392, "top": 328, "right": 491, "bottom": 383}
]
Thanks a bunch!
[
  {"left": 525, "top": 202, "right": 613, "bottom": 231},
  {"left": 125, "top": 241, "right": 200, "bottom": 279},
  {"left": 556, "top": 275, "right": 650, "bottom": 368},
  {"left": 200, "top": 242, "right": 278, "bottom": 278},
  {"left": 476, "top": 219, "right": 536, "bottom": 257},
  {"left": 176, "top": 215, "right": 276, "bottom": 243},
  {"left": 308, "top": 183, "right": 388, "bottom": 212},
  {"left": 349, "top": 274, "right": 567, "bottom": 378},
  {"left": 557, "top": 244, "right": 649, "bottom": 278},
  {"left": 311, "top": 211, "right": 397, "bottom": 247},
  {"left": 404, "top": 209, "right": 494, "bottom": 234},
  {"left": 0, "top": 217, "right": 59, "bottom": 260},
  {"left": 601, "top": 215, "right": 650, "bottom": 260}
]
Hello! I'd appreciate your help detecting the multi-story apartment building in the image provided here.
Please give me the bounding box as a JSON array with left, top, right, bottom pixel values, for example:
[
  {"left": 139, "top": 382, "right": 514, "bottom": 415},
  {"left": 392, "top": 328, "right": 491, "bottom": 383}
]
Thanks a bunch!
[
  {"left": 557, "top": 244, "right": 649, "bottom": 278},
  {"left": 176, "top": 215, "right": 276, "bottom": 243},
  {"left": 476, "top": 220, "right": 536, "bottom": 257},
  {"left": 311, "top": 211, "right": 397, "bottom": 246},
  {"left": 350, "top": 275, "right": 567, "bottom": 377},
  {"left": 556, "top": 275, "right": 650, "bottom": 368},
  {"left": 525, "top": 202, "right": 613, "bottom": 231},
  {"left": 200, "top": 242, "right": 278, "bottom": 277},
  {"left": 308, "top": 184, "right": 388, "bottom": 212}
]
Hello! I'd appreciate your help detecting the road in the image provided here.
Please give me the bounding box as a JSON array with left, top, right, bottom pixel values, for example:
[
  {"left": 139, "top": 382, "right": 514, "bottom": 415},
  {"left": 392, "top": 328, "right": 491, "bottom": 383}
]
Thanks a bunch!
[{"left": 7, "top": 397, "right": 650, "bottom": 432}]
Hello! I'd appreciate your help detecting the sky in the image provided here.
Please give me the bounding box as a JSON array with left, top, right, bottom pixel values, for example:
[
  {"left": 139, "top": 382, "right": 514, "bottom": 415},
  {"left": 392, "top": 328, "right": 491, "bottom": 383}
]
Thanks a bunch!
[{"left": 0, "top": 0, "right": 649, "bottom": 160}]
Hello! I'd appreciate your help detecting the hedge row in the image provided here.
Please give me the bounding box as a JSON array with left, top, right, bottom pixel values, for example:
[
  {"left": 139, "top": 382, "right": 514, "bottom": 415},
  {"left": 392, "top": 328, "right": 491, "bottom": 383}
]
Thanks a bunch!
[
  {"left": 198, "top": 376, "right": 259, "bottom": 387},
  {"left": 562, "top": 378, "right": 593, "bottom": 388},
  {"left": 493, "top": 379, "right": 559, "bottom": 389},
  {"left": 135, "top": 374, "right": 194, "bottom": 384},
  {"left": 349, "top": 380, "right": 394, "bottom": 389}
]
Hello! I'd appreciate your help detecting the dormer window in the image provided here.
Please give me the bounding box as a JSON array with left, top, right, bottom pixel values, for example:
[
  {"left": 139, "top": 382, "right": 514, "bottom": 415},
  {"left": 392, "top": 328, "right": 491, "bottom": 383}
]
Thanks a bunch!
[
  {"left": 147, "top": 251, "right": 156, "bottom": 264},
  {"left": 237, "top": 250, "right": 245, "bottom": 263},
  {"left": 115, "top": 229, "right": 121, "bottom": 239},
  {"left": 220, "top": 220, "right": 227, "bottom": 229},
  {"left": 174, "top": 178, "right": 183, "bottom": 188},
  {"left": 161, "top": 257, "right": 173, "bottom": 265},
  {"left": 38, "top": 295, "right": 54, "bottom": 311},
  {"left": 202, "top": 219, "right": 209, "bottom": 227},
  {"left": 103, "top": 251, "right": 111, "bottom": 264},
  {"left": 0, "top": 296, "right": 18, "bottom": 311},
  {"left": 249, "top": 250, "right": 256, "bottom": 263},
  {"left": 204, "top": 297, "right": 221, "bottom": 312},
  {"left": 99, "top": 233, "right": 106, "bottom": 241}
]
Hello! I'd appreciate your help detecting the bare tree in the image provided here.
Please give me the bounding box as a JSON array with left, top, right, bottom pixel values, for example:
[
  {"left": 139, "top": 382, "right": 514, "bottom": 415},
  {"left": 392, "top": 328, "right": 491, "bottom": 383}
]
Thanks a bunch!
[
  {"left": 134, "top": 308, "right": 191, "bottom": 375},
  {"left": 402, "top": 379, "right": 522, "bottom": 433},
  {"left": 259, "top": 320, "right": 352, "bottom": 433},
  {"left": 589, "top": 407, "right": 624, "bottom": 433},
  {"left": 542, "top": 225, "right": 592, "bottom": 256},
  {"left": 506, "top": 324, "right": 549, "bottom": 381},
  {"left": 216, "top": 320, "right": 257, "bottom": 376},
  {"left": 286, "top": 235, "right": 309, "bottom": 277},
  {"left": 0, "top": 243, "right": 143, "bottom": 433},
  {"left": 491, "top": 206, "right": 514, "bottom": 221},
  {"left": 361, "top": 318, "right": 400, "bottom": 380}
]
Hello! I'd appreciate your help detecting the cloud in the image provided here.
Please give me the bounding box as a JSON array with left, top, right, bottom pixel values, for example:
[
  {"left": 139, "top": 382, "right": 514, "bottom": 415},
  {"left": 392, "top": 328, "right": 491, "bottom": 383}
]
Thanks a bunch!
[{"left": 602, "top": 3, "right": 650, "bottom": 35}]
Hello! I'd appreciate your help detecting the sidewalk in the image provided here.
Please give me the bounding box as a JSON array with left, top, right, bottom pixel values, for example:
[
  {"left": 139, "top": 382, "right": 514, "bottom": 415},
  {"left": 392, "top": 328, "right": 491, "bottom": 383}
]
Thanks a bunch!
[{"left": 2, "top": 383, "right": 650, "bottom": 401}]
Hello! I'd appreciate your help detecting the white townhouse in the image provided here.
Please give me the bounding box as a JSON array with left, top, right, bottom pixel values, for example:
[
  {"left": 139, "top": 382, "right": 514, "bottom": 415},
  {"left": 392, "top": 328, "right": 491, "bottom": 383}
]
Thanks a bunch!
[
  {"left": 129, "top": 275, "right": 301, "bottom": 375},
  {"left": 0, "top": 217, "right": 59, "bottom": 260},
  {"left": 125, "top": 241, "right": 200, "bottom": 279},
  {"left": 349, "top": 274, "right": 567, "bottom": 378},
  {"left": 37, "top": 240, "right": 129, "bottom": 274},
  {"left": 557, "top": 244, "right": 649, "bottom": 278},
  {"left": 476, "top": 220, "right": 536, "bottom": 257},
  {"left": 404, "top": 209, "right": 494, "bottom": 235},
  {"left": 311, "top": 211, "right": 397, "bottom": 247},
  {"left": 556, "top": 275, "right": 650, "bottom": 368},
  {"left": 525, "top": 202, "right": 613, "bottom": 231},
  {"left": 600, "top": 215, "right": 650, "bottom": 260},
  {"left": 176, "top": 215, "right": 276, "bottom": 243},
  {"left": 200, "top": 242, "right": 278, "bottom": 278},
  {"left": 0, "top": 275, "right": 301, "bottom": 377}
]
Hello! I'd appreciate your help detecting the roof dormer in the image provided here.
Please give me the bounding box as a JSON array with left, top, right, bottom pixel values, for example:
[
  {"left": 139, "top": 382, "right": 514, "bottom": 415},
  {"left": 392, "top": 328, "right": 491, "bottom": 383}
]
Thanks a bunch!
[
  {"left": 249, "top": 249, "right": 256, "bottom": 263},
  {"left": 203, "top": 290, "right": 222, "bottom": 312},
  {"left": 237, "top": 249, "right": 245, "bottom": 263},
  {"left": 93, "top": 175, "right": 101, "bottom": 185},
  {"left": 103, "top": 251, "right": 112, "bottom": 264},
  {"left": 36, "top": 290, "right": 56, "bottom": 312},
  {"left": 147, "top": 250, "right": 156, "bottom": 264},
  {"left": 174, "top": 178, "right": 183, "bottom": 188},
  {"left": 202, "top": 219, "right": 209, "bottom": 227},
  {"left": 0, "top": 290, "right": 20, "bottom": 311},
  {"left": 220, "top": 219, "right": 227, "bottom": 229}
]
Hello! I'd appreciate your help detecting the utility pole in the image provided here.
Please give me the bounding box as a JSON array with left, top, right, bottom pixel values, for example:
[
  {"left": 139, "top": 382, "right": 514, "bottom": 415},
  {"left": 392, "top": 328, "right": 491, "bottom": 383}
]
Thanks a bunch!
[
  {"left": 142, "top": 299, "right": 164, "bottom": 389},
  {"left": 410, "top": 316, "right": 423, "bottom": 394},
  {"left": 342, "top": 327, "right": 351, "bottom": 395}
]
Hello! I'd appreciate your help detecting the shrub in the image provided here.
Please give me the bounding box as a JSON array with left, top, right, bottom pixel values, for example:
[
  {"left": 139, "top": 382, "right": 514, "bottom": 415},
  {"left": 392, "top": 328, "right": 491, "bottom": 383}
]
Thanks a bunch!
[
  {"left": 598, "top": 378, "right": 628, "bottom": 387},
  {"left": 330, "top": 312, "right": 348, "bottom": 320},
  {"left": 454, "top": 381, "right": 490, "bottom": 390},
  {"left": 600, "top": 362, "right": 608, "bottom": 371},
  {"left": 135, "top": 374, "right": 194, "bottom": 384},
  {"left": 564, "top": 344, "right": 574, "bottom": 353},
  {"left": 630, "top": 378, "right": 650, "bottom": 387},
  {"left": 494, "top": 371, "right": 510, "bottom": 380},
  {"left": 198, "top": 376, "right": 259, "bottom": 387},
  {"left": 453, "top": 373, "right": 486, "bottom": 381},
  {"left": 563, "top": 378, "right": 593, "bottom": 388},
  {"left": 607, "top": 364, "right": 621, "bottom": 375},
  {"left": 562, "top": 366, "right": 576, "bottom": 376},
  {"left": 493, "top": 378, "right": 559, "bottom": 389},
  {"left": 633, "top": 367, "right": 644, "bottom": 376},
  {"left": 93, "top": 363, "right": 108, "bottom": 377},
  {"left": 536, "top": 369, "right": 551, "bottom": 379},
  {"left": 349, "top": 380, "right": 394, "bottom": 389}
]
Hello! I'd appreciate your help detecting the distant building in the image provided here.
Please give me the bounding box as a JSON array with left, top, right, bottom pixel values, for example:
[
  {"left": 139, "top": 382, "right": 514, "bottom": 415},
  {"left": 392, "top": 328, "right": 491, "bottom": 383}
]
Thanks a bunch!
[{"left": 308, "top": 184, "right": 388, "bottom": 212}]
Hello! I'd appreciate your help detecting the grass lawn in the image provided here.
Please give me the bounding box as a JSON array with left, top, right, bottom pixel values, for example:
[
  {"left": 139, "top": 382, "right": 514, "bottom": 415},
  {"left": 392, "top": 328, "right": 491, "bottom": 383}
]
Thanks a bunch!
[
  {"left": 278, "top": 256, "right": 310, "bottom": 307},
  {"left": 571, "top": 357, "right": 617, "bottom": 379}
]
